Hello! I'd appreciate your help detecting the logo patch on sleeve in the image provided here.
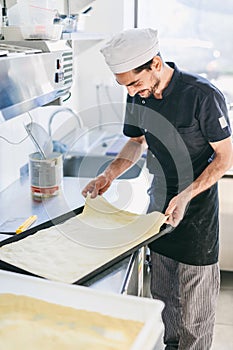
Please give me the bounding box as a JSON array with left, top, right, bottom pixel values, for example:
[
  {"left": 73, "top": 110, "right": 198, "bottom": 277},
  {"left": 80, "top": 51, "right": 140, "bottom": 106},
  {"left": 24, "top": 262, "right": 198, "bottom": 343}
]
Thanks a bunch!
[{"left": 219, "top": 115, "right": 228, "bottom": 129}]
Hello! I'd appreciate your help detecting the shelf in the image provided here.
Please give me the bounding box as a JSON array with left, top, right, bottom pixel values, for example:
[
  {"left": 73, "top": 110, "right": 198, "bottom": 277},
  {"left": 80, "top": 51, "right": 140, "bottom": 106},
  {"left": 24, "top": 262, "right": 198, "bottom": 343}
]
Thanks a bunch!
[
  {"left": 62, "top": 31, "right": 107, "bottom": 53},
  {"left": 62, "top": 32, "right": 106, "bottom": 40}
]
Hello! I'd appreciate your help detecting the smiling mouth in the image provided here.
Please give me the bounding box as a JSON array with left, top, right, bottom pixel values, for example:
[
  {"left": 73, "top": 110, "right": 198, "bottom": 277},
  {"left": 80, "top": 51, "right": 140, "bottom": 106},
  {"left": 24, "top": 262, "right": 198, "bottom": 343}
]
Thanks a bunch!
[
  {"left": 138, "top": 89, "right": 148, "bottom": 95},
  {"left": 138, "top": 90, "right": 151, "bottom": 97}
]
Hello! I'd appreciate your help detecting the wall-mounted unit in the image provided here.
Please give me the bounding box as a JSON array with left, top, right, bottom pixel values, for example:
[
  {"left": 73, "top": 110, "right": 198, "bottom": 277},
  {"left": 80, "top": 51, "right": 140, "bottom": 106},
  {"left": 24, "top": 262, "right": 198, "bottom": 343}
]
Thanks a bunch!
[{"left": 0, "top": 40, "right": 73, "bottom": 122}]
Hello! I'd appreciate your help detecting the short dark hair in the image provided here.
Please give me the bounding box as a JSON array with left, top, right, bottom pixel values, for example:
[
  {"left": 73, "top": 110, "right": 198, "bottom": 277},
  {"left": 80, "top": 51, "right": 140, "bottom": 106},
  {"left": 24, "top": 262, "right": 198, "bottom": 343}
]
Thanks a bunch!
[{"left": 133, "top": 52, "right": 162, "bottom": 73}]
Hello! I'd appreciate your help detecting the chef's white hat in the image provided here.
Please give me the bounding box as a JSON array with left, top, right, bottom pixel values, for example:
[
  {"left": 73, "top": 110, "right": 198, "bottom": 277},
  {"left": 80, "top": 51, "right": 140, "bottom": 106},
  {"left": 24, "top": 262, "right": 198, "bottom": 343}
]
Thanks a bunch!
[{"left": 100, "top": 28, "right": 159, "bottom": 74}]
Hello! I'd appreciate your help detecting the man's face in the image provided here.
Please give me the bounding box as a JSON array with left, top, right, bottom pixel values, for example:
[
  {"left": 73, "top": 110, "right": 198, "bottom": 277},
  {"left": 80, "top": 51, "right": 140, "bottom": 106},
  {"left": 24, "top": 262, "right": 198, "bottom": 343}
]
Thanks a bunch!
[{"left": 115, "top": 65, "right": 161, "bottom": 98}]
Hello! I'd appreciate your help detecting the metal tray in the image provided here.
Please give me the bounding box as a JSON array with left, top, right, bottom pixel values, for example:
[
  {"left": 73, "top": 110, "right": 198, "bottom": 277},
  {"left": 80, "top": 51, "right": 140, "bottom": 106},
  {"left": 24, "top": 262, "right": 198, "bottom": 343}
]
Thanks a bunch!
[{"left": 0, "top": 208, "right": 172, "bottom": 284}]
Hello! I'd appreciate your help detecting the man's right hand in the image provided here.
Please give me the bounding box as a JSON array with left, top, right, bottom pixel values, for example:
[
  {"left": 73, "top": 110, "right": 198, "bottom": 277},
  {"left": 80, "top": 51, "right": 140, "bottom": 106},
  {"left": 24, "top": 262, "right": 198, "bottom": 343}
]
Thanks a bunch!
[
  {"left": 82, "top": 137, "right": 147, "bottom": 198},
  {"left": 81, "top": 173, "right": 113, "bottom": 198}
]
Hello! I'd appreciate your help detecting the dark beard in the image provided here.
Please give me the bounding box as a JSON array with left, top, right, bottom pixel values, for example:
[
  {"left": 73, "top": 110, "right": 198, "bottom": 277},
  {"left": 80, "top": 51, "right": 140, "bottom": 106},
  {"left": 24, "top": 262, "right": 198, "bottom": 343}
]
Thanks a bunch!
[
  {"left": 151, "top": 80, "right": 160, "bottom": 96},
  {"left": 140, "top": 80, "right": 160, "bottom": 98}
]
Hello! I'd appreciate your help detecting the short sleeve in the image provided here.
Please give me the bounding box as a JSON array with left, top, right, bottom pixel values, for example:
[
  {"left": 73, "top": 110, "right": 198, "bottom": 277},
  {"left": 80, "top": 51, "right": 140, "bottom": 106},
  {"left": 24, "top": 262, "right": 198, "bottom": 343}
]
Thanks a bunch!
[
  {"left": 199, "top": 90, "right": 232, "bottom": 142},
  {"left": 123, "top": 95, "right": 144, "bottom": 137}
]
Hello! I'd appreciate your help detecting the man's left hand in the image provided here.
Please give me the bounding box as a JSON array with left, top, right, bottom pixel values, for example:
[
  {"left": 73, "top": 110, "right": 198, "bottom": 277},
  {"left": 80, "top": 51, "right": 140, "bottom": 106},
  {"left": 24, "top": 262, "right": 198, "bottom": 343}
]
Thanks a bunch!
[{"left": 165, "top": 190, "right": 191, "bottom": 227}]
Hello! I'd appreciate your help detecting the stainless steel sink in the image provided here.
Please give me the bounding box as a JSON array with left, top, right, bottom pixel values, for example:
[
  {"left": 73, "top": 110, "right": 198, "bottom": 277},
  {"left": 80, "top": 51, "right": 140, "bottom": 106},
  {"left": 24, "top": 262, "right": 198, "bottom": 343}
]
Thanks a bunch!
[{"left": 63, "top": 154, "right": 145, "bottom": 179}]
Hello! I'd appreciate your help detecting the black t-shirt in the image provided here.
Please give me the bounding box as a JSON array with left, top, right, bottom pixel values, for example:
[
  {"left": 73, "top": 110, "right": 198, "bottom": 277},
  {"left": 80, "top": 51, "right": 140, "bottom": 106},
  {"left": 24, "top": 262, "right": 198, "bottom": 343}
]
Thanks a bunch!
[{"left": 123, "top": 62, "right": 231, "bottom": 265}]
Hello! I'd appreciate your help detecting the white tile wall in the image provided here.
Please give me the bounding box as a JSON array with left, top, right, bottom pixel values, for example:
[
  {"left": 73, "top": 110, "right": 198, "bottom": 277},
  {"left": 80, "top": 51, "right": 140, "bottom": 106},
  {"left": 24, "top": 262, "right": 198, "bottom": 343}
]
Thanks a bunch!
[{"left": 0, "top": 113, "right": 35, "bottom": 191}]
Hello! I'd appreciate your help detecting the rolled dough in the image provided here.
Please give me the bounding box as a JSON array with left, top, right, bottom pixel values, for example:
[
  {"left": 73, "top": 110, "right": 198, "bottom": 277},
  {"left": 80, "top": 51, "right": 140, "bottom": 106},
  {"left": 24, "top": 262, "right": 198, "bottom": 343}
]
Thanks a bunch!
[{"left": 64, "top": 194, "right": 165, "bottom": 249}]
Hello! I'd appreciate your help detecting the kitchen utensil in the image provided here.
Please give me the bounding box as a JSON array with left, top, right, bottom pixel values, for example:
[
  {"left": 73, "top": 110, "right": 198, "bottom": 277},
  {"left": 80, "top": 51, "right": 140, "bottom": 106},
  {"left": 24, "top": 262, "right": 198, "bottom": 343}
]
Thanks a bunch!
[{"left": 25, "top": 122, "right": 53, "bottom": 159}]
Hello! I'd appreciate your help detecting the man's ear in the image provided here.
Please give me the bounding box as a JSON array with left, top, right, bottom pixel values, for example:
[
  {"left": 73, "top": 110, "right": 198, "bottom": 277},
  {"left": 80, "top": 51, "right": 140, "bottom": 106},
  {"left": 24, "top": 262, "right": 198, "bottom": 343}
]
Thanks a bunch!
[{"left": 151, "top": 56, "right": 163, "bottom": 71}]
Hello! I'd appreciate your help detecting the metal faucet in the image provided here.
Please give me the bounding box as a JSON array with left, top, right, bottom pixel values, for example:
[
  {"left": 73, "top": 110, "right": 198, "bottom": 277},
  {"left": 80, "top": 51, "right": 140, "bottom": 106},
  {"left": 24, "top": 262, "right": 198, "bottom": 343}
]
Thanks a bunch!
[{"left": 48, "top": 107, "right": 83, "bottom": 136}]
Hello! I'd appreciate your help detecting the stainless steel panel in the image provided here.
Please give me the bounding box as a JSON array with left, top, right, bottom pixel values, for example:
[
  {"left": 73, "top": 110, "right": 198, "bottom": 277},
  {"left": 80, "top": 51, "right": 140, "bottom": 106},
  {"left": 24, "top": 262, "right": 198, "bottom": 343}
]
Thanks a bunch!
[{"left": 0, "top": 50, "right": 73, "bottom": 120}]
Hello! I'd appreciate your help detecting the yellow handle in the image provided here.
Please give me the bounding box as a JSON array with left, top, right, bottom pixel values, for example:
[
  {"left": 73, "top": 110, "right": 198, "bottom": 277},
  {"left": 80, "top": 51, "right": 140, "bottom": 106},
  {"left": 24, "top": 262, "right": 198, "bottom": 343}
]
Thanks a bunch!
[{"left": 16, "top": 215, "right": 38, "bottom": 234}]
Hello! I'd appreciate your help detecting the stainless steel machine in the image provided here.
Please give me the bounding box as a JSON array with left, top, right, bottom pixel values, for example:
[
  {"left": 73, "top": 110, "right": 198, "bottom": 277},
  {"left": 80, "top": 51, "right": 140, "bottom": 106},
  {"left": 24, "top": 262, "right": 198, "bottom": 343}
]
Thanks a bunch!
[{"left": 0, "top": 40, "right": 73, "bottom": 121}]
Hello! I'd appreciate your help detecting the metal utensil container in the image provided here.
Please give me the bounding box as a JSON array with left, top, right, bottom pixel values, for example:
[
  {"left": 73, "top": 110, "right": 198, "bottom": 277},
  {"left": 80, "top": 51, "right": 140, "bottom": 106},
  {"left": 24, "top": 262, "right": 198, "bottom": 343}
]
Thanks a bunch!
[{"left": 29, "top": 152, "right": 63, "bottom": 200}]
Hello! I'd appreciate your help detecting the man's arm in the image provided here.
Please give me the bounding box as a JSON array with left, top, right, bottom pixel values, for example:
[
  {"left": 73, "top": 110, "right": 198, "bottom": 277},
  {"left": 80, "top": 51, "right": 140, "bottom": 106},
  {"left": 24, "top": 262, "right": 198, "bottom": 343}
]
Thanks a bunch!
[
  {"left": 82, "top": 136, "right": 147, "bottom": 198},
  {"left": 165, "top": 136, "right": 233, "bottom": 227}
]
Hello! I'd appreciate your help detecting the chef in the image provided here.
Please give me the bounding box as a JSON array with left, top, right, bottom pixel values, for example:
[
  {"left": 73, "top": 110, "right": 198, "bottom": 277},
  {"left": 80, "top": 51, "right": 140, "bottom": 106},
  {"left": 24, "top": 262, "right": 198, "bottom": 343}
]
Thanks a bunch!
[{"left": 82, "top": 28, "right": 233, "bottom": 349}]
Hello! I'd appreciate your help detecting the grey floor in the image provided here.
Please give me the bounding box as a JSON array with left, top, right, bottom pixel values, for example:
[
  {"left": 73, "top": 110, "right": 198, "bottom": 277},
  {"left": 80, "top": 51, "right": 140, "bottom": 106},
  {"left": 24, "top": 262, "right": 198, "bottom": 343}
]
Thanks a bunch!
[
  {"left": 143, "top": 268, "right": 233, "bottom": 350},
  {"left": 212, "top": 271, "right": 233, "bottom": 350}
]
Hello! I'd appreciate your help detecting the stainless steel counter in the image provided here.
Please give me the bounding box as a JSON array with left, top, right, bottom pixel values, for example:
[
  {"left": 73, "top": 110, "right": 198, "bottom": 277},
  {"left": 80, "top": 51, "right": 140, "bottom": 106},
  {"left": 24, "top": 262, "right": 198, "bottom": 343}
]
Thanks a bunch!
[
  {"left": 0, "top": 166, "right": 150, "bottom": 232},
  {"left": 0, "top": 176, "right": 87, "bottom": 233}
]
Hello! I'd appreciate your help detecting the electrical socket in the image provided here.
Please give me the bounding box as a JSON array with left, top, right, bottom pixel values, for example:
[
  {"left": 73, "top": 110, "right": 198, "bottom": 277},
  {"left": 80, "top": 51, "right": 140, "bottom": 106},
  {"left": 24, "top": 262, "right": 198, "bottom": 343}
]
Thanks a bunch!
[
  {"left": 93, "top": 77, "right": 116, "bottom": 88},
  {"left": 93, "top": 78, "right": 104, "bottom": 87}
]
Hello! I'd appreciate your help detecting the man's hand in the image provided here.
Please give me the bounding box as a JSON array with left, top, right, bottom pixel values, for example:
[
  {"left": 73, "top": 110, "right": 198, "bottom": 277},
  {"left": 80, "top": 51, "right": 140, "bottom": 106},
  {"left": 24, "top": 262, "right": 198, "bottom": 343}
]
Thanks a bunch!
[
  {"left": 82, "top": 173, "right": 112, "bottom": 198},
  {"left": 165, "top": 190, "right": 191, "bottom": 227},
  {"left": 165, "top": 137, "right": 233, "bottom": 227},
  {"left": 82, "top": 136, "right": 147, "bottom": 198}
]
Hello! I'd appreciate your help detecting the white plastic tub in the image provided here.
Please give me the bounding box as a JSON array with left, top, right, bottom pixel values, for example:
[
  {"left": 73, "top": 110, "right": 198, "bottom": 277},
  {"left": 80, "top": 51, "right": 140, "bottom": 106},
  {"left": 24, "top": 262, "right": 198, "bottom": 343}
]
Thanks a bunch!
[
  {"left": 20, "top": 24, "right": 63, "bottom": 40},
  {"left": 0, "top": 270, "right": 164, "bottom": 350}
]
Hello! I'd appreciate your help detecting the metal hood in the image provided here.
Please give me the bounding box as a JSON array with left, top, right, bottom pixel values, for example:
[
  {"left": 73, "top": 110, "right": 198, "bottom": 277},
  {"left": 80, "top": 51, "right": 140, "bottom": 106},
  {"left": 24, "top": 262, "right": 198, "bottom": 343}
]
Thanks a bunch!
[{"left": 0, "top": 42, "right": 73, "bottom": 122}]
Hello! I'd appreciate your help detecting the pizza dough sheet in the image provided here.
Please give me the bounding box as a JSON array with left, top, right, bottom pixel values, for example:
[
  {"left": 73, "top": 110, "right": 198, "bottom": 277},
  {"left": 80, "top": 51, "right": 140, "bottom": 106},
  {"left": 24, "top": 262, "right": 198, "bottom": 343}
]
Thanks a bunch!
[{"left": 0, "top": 195, "right": 166, "bottom": 283}]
